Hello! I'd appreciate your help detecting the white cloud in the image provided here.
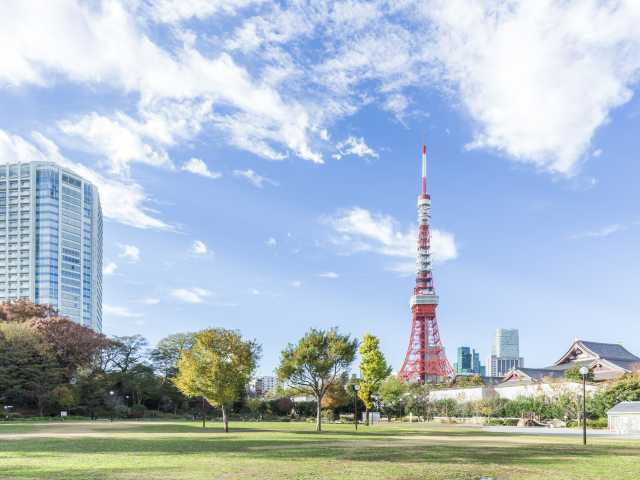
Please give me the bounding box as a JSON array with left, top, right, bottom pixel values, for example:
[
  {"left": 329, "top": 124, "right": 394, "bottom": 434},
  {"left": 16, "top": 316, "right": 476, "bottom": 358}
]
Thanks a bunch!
[
  {"left": 224, "top": 3, "right": 316, "bottom": 54},
  {"left": 290, "top": 280, "right": 302, "bottom": 288},
  {"left": 233, "top": 169, "right": 278, "bottom": 188},
  {"left": 383, "top": 93, "right": 410, "bottom": 119},
  {"left": 119, "top": 244, "right": 140, "bottom": 263},
  {"left": 317, "top": 272, "right": 340, "bottom": 279},
  {"left": 3, "top": 0, "right": 639, "bottom": 178},
  {"left": 325, "top": 207, "right": 458, "bottom": 272},
  {"left": 248, "top": 288, "right": 261, "bottom": 295},
  {"left": 266, "top": 237, "right": 277, "bottom": 247},
  {"left": 141, "top": 297, "right": 161, "bottom": 305},
  {"left": 104, "top": 304, "right": 143, "bottom": 318},
  {"left": 0, "top": 1, "right": 323, "bottom": 164},
  {"left": 103, "top": 261, "right": 118, "bottom": 276},
  {"left": 170, "top": 287, "right": 212, "bottom": 303},
  {"left": 149, "top": 0, "right": 264, "bottom": 24},
  {"left": 58, "top": 112, "right": 173, "bottom": 176},
  {"left": 191, "top": 240, "right": 208, "bottom": 255},
  {"left": 0, "top": 130, "right": 171, "bottom": 230},
  {"left": 182, "top": 158, "right": 222, "bottom": 179},
  {"left": 569, "top": 224, "right": 624, "bottom": 240},
  {"left": 171, "top": 288, "right": 212, "bottom": 303},
  {"left": 592, "top": 148, "right": 603, "bottom": 158},
  {"left": 59, "top": 98, "right": 214, "bottom": 177},
  {"left": 420, "top": 0, "right": 640, "bottom": 174},
  {"left": 333, "top": 136, "right": 378, "bottom": 160}
]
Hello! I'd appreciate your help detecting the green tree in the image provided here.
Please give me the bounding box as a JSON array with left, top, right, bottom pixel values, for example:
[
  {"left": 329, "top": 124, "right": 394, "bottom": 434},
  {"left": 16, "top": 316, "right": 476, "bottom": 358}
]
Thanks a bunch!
[
  {"left": 378, "top": 375, "right": 408, "bottom": 420},
  {"left": 150, "top": 333, "right": 195, "bottom": 381},
  {"left": 174, "top": 328, "right": 260, "bottom": 432},
  {"left": 564, "top": 366, "right": 595, "bottom": 382},
  {"left": 321, "top": 373, "right": 350, "bottom": 419},
  {"left": 406, "top": 382, "right": 432, "bottom": 420},
  {"left": 51, "top": 385, "right": 77, "bottom": 414},
  {"left": 590, "top": 373, "right": 640, "bottom": 418},
  {"left": 246, "top": 398, "right": 264, "bottom": 418},
  {"left": 358, "top": 334, "right": 391, "bottom": 425},
  {"left": 108, "top": 335, "right": 149, "bottom": 374},
  {"left": 0, "top": 322, "right": 63, "bottom": 415},
  {"left": 277, "top": 328, "right": 358, "bottom": 432},
  {"left": 454, "top": 374, "right": 484, "bottom": 387}
]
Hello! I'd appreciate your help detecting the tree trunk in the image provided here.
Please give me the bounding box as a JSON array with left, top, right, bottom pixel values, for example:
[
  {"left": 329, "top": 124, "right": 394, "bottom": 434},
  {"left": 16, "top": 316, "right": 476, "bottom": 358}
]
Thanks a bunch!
[
  {"left": 365, "top": 408, "right": 370, "bottom": 426},
  {"left": 202, "top": 397, "right": 206, "bottom": 429},
  {"left": 222, "top": 404, "right": 229, "bottom": 433},
  {"left": 315, "top": 396, "right": 322, "bottom": 432}
]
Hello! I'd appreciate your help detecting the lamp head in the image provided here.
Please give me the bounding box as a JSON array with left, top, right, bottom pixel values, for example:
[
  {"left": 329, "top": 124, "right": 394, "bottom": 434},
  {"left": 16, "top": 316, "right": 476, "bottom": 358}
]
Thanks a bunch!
[{"left": 579, "top": 367, "right": 589, "bottom": 376}]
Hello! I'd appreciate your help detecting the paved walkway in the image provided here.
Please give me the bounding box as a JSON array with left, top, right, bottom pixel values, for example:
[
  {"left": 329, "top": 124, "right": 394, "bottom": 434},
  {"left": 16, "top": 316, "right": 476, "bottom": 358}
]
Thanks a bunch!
[{"left": 484, "top": 425, "right": 640, "bottom": 439}]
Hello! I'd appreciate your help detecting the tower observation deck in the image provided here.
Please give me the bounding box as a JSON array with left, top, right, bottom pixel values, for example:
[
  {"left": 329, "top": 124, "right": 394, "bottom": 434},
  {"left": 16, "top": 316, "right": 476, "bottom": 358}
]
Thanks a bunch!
[{"left": 398, "top": 145, "right": 454, "bottom": 383}]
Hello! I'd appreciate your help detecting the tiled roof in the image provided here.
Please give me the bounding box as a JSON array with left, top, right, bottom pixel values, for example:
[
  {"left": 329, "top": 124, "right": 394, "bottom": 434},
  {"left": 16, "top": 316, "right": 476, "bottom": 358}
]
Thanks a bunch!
[
  {"left": 517, "top": 368, "right": 564, "bottom": 380},
  {"left": 581, "top": 341, "right": 640, "bottom": 362},
  {"left": 545, "top": 359, "right": 593, "bottom": 371},
  {"left": 608, "top": 401, "right": 640, "bottom": 414},
  {"left": 609, "top": 360, "right": 640, "bottom": 371}
]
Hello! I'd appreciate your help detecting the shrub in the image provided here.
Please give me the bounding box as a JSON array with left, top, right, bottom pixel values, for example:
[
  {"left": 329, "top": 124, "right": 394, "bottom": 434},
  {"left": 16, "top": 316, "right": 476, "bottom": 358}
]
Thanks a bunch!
[
  {"left": 567, "top": 418, "right": 608, "bottom": 429},
  {"left": 129, "top": 404, "right": 145, "bottom": 418}
]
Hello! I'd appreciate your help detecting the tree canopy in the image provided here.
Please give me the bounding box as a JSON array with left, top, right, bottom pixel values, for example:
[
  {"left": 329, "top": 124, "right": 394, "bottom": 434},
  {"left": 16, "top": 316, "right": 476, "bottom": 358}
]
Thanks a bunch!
[
  {"left": 378, "top": 375, "right": 408, "bottom": 420},
  {"left": 564, "top": 366, "right": 595, "bottom": 382},
  {"left": 150, "top": 333, "right": 194, "bottom": 381},
  {"left": 358, "top": 333, "right": 391, "bottom": 424},
  {"left": 31, "top": 316, "right": 109, "bottom": 380},
  {"left": 0, "top": 322, "right": 63, "bottom": 414},
  {"left": 174, "top": 328, "right": 260, "bottom": 432},
  {"left": 277, "top": 328, "right": 357, "bottom": 431}
]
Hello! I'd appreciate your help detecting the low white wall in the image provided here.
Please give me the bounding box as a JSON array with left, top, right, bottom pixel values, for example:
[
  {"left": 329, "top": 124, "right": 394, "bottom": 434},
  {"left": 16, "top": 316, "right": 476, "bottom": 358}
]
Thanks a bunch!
[
  {"left": 495, "top": 382, "right": 598, "bottom": 400},
  {"left": 428, "top": 381, "right": 599, "bottom": 402},
  {"left": 428, "top": 386, "right": 486, "bottom": 402}
]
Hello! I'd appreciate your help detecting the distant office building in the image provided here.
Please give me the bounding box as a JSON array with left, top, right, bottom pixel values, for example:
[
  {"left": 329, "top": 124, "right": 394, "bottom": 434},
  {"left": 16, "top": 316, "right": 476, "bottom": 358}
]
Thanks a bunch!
[
  {"left": 251, "top": 376, "right": 277, "bottom": 397},
  {"left": 493, "top": 328, "right": 520, "bottom": 358},
  {"left": 0, "top": 162, "right": 102, "bottom": 331},
  {"left": 487, "top": 328, "right": 524, "bottom": 377},
  {"left": 454, "top": 346, "right": 486, "bottom": 376}
]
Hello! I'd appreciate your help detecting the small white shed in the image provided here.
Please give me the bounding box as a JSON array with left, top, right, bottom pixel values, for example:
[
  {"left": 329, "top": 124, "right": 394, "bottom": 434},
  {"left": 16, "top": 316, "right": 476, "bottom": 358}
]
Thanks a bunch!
[{"left": 608, "top": 401, "right": 640, "bottom": 434}]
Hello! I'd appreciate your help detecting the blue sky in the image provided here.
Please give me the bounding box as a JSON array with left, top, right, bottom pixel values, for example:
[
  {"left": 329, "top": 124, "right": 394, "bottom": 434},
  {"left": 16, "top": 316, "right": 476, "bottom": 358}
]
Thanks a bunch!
[{"left": 1, "top": 0, "right": 640, "bottom": 376}]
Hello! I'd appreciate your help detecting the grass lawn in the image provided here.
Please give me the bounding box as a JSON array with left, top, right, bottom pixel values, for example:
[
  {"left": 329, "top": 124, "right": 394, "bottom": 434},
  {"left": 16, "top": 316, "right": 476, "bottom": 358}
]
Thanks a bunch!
[{"left": 0, "top": 420, "right": 638, "bottom": 479}]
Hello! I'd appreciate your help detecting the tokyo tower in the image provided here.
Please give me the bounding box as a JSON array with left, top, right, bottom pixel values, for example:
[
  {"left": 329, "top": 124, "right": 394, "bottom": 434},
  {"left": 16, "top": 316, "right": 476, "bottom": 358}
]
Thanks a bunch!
[{"left": 398, "top": 145, "right": 454, "bottom": 383}]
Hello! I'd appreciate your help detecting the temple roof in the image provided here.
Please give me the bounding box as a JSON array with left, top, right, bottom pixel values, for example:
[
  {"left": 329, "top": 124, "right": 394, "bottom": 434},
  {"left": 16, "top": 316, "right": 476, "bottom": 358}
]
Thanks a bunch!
[
  {"left": 552, "top": 340, "right": 640, "bottom": 367},
  {"left": 580, "top": 341, "right": 640, "bottom": 362},
  {"left": 503, "top": 368, "right": 564, "bottom": 383}
]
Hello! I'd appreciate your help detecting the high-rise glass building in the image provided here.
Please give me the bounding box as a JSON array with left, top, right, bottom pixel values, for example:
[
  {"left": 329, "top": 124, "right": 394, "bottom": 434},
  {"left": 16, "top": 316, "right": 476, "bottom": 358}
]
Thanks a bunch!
[
  {"left": 454, "top": 346, "right": 486, "bottom": 376},
  {"left": 487, "top": 328, "right": 524, "bottom": 377},
  {"left": 0, "top": 162, "right": 102, "bottom": 331}
]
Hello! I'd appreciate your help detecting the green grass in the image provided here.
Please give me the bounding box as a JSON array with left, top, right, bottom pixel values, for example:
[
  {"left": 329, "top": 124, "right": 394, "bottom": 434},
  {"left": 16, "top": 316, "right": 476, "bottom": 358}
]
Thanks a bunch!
[{"left": 0, "top": 420, "right": 638, "bottom": 479}]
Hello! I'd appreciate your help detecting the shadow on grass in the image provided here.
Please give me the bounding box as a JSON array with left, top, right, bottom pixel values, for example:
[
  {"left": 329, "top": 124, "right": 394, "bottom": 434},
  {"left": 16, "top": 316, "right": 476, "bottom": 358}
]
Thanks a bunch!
[
  {"left": 1, "top": 434, "right": 638, "bottom": 465},
  {"left": 88, "top": 424, "right": 525, "bottom": 442}
]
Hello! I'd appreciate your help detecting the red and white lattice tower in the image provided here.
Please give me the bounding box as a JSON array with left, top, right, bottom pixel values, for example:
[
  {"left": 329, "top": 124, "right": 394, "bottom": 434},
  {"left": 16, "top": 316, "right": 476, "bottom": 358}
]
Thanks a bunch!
[{"left": 398, "top": 145, "right": 454, "bottom": 383}]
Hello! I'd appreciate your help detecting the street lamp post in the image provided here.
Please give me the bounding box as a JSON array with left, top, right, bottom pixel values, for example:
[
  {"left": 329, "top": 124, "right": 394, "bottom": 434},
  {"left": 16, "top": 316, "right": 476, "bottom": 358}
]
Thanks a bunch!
[
  {"left": 579, "top": 366, "right": 589, "bottom": 446},
  {"left": 202, "top": 397, "right": 206, "bottom": 429},
  {"left": 352, "top": 384, "right": 360, "bottom": 431},
  {"left": 109, "top": 391, "right": 115, "bottom": 422}
]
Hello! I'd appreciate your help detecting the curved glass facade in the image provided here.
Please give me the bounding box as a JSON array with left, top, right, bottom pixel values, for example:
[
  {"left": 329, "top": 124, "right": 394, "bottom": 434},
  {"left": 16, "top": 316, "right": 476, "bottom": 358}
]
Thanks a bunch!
[{"left": 0, "top": 162, "right": 102, "bottom": 331}]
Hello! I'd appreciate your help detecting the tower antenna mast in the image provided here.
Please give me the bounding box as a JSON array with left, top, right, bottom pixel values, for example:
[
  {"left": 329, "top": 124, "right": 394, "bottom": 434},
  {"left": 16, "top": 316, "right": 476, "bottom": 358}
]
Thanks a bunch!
[{"left": 399, "top": 144, "right": 454, "bottom": 383}]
